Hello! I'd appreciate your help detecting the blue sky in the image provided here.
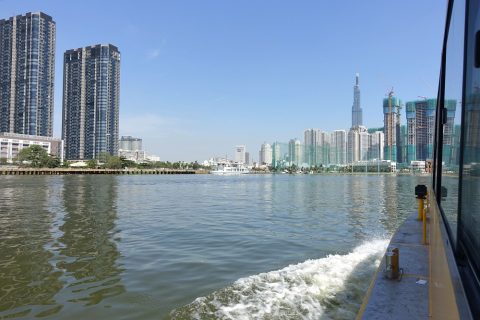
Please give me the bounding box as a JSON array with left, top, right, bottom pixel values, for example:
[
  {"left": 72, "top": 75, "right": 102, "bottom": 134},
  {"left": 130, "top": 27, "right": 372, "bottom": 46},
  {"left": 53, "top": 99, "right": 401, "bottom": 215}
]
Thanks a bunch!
[{"left": 1, "top": 1, "right": 447, "bottom": 161}]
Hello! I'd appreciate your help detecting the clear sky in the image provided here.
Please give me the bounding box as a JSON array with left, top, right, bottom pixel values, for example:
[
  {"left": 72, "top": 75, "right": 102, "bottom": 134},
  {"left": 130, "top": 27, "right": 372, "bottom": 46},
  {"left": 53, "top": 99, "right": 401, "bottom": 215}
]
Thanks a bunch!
[{"left": 1, "top": 1, "right": 447, "bottom": 162}]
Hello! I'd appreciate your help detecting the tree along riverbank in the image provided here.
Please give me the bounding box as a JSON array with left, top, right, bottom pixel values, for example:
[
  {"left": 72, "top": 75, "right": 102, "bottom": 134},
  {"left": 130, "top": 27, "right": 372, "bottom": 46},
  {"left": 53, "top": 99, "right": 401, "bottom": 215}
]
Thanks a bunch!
[{"left": 0, "top": 168, "right": 208, "bottom": 175}]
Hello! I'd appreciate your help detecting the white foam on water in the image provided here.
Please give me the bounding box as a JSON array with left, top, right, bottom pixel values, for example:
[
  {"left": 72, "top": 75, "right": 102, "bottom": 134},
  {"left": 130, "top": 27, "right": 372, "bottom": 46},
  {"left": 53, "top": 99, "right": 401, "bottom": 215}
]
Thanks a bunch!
[{"left": 170, "top": 239, "right": 388, "bottom": 320}]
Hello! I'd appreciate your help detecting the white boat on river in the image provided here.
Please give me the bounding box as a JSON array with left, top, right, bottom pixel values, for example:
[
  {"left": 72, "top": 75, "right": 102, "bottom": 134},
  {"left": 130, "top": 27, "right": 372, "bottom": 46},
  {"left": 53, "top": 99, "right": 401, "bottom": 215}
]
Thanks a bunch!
[{"left": 210, "top": 163, "right": 250, "bottom": 175}]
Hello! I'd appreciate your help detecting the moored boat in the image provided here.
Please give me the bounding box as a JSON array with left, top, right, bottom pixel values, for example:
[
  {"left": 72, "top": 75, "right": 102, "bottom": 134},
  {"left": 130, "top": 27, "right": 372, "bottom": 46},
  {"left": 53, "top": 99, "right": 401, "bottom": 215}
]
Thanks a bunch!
[{"left": 210, "top": 163, "right": 250, "bottom": 175}]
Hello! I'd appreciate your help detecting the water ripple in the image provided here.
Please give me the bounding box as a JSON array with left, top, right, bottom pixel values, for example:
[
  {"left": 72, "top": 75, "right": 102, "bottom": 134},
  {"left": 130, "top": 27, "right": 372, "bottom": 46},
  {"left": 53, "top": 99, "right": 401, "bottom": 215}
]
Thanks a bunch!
[{"left": 0, "top": 174, "right": 429, "bottom": 319}]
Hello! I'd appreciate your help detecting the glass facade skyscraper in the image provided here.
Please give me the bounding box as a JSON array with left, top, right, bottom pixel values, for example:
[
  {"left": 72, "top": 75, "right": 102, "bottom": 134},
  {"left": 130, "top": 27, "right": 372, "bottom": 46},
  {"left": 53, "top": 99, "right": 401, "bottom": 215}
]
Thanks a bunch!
[
  {"left": 62, "top": 44, "right": 120, "bottom": 160},
  {"left": 352, "top": 73, "right": 363, "bottom": 127},
  {"left": 0, "top": 12, "right": 56, "bottom": 136}
]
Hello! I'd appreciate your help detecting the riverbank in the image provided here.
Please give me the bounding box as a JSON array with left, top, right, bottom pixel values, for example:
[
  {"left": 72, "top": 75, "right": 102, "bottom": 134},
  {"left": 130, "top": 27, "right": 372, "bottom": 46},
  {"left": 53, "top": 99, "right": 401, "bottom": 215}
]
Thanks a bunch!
[
  {"left": 0, "top": 168, "right": 208, "bottom": 175},
  {"left": 0, "top": 167, "right": 432, "bottom": 176}
]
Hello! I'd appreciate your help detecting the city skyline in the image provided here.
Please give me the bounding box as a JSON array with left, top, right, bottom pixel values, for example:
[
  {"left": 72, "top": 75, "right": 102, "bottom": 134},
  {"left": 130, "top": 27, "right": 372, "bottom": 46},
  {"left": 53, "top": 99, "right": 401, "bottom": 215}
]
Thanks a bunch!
[{"left": 0, "top": 1, "right": 446, "bottom": 161}]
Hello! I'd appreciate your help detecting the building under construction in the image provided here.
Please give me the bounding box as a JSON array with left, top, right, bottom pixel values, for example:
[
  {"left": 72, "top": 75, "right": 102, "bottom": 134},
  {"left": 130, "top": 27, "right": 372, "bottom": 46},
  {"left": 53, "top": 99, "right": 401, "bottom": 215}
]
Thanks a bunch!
[
  {"left": 406, "top": 99, "right": 436, "bottom": 163},
  {"left": 442, "top": 99, "right": 459, "bottom": 165},
  {"left": 405, "top": 98, "right": 457, "bottom": 164},
  {"left": 383, "top": 95, "right": 402, "bottom": 163}
]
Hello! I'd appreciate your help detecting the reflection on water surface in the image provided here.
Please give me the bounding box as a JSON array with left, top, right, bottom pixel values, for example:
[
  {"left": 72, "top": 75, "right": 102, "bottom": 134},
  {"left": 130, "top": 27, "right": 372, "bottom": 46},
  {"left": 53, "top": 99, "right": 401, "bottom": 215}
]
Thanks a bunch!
[{"left": 0, "top": 174, "right": 428, "bottom": 319}]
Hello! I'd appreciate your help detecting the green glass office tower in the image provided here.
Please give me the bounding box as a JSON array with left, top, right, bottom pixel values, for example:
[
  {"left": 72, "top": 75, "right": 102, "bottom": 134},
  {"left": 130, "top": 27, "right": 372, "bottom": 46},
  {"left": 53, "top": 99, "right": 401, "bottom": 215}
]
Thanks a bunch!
[{"left": 0, "top": 12, "right": 56, "bottom": 136}]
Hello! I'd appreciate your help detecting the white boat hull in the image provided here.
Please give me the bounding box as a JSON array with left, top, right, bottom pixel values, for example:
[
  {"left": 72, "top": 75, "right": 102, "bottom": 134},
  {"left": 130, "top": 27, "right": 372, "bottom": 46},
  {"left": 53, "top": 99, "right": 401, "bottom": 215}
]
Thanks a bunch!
[{"left": 210, "top": 170, "right": 249, "bottom": 175}]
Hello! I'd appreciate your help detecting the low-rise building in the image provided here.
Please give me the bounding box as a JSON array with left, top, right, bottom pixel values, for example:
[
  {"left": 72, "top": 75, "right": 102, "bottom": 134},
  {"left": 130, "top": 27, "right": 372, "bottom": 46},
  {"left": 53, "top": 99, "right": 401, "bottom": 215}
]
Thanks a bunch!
[
  {"left": 146, "top": 155, "right": 160, "bottom": 162},
  {"left": 351, "top": 159, "right": 397, "bottom": 172},
  {"left": 0, "top": 132, "right": 64, "bottom": 163},
  {"left": 119, "top": 150, "right": 146, "bottom": 162},
  {"left": 119, "top": 136, "right": 142, "bottom": 152},
  {"left": 410, "top": 160, "right": 426, "bottom": 172},
  {"left": 118, "top": 136, "right": 145, "bottom": 162}
]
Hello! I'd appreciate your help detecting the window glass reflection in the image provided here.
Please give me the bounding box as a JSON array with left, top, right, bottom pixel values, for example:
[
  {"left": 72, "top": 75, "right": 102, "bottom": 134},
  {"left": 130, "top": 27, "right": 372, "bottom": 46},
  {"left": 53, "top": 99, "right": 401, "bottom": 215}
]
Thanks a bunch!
[
  {"left": 460, "top": 0, "right": 480, "bottom": 277},
  {"left": 441, "top": 0, "right": 465, "bottom": 244}
]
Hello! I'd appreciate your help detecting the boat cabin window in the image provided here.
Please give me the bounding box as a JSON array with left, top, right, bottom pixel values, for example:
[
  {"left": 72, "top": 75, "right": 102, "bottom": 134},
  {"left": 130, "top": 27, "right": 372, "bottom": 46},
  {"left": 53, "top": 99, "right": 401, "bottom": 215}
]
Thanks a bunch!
[
  {"left": 459, "top": 0, "right": 480, "bottom": 284},
  {"left": 437, "top": 0, "right": 480, "bottom": 315},
  {"left": 440, "top": 0, "right": 465, "bottom": 245}
]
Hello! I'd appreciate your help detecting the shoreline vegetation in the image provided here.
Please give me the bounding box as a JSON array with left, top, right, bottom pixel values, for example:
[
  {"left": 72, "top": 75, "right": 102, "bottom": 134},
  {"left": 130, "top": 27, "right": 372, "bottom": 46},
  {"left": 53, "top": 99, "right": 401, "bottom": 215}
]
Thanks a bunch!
[
  {"left": 1, "top": 145, "right": 212, "bottom": 173},
  {"left": 0, "top": 167, "right": 207, "bottom": 175},
  {"left": 1, "top": 147, "right": 433, "bottom": 176},
  {"left": 0, "top": 167, "right": 430, "bottom": 176}
]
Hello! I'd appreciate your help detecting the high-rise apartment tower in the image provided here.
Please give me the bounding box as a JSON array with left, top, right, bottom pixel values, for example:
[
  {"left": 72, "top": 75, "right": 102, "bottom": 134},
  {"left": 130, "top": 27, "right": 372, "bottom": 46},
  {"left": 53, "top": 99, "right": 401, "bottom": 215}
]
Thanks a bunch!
[
  {"left": 259, "top": 143, "right": 272, "bottom": 165},
  {"left": 62, "top": 44, "right": 120, "bottom": 160},
  {"left": 331, "top": 130, "right": 347, "bottom": 165},
  {"left": 288, "top": 139, "right": 302, "bottom": 167},
  {"left": 304, "top": 129, "right": 321, "bottom": 166},
  {"left": 0, "top": 12, "right": 56, "bottom": 136},
  {"left": 234, "top": 145, "right": 246, "bottom": 163}
]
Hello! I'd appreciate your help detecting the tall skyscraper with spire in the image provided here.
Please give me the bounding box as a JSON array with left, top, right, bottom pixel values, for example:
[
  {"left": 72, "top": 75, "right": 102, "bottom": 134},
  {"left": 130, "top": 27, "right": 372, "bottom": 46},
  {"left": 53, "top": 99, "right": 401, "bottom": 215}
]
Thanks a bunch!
[{"left": 352, "top": 73, "right": 362, "bottom": 128}]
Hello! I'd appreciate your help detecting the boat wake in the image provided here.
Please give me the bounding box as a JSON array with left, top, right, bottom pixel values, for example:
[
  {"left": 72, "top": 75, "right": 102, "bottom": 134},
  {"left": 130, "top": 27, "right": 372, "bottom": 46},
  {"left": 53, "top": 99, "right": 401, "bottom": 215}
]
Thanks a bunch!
[{"left": 170, "top": 239, "right": 388, "bottom": 320}]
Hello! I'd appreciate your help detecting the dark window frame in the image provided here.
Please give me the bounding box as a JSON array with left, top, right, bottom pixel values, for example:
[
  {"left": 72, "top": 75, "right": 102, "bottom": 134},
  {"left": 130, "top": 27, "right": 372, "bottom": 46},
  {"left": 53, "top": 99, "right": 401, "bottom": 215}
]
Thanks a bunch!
[{"left": 435, "top": 0, "right": 480, "bottom": 317}]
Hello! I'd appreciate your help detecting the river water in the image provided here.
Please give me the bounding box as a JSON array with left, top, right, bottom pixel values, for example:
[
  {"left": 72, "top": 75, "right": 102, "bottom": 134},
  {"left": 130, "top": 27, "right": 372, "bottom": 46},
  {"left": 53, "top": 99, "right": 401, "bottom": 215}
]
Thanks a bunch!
[{"left": 0, "top": 174, "right": 429, "bottom": 319}]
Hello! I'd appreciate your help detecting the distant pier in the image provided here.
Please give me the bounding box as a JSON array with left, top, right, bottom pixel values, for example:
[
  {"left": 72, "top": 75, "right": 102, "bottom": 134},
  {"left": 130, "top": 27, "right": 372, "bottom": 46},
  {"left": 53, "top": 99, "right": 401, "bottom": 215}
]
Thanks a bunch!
[{"left": 0, "top": 168, "right": 208, "bottom": 175}]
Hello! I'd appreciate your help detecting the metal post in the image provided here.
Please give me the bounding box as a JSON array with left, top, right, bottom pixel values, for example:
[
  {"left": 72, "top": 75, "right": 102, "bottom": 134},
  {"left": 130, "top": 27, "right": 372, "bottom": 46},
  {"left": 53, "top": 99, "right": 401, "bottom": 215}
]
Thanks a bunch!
[
  {"left": 418, "top": 198, "right": 424, "bottom": 220},
  {"left": 385, "top": 247, "right": 400, "bottom": 280},
  {"left": 423, "top": 201, "right": 427, "bottom": 245}
]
